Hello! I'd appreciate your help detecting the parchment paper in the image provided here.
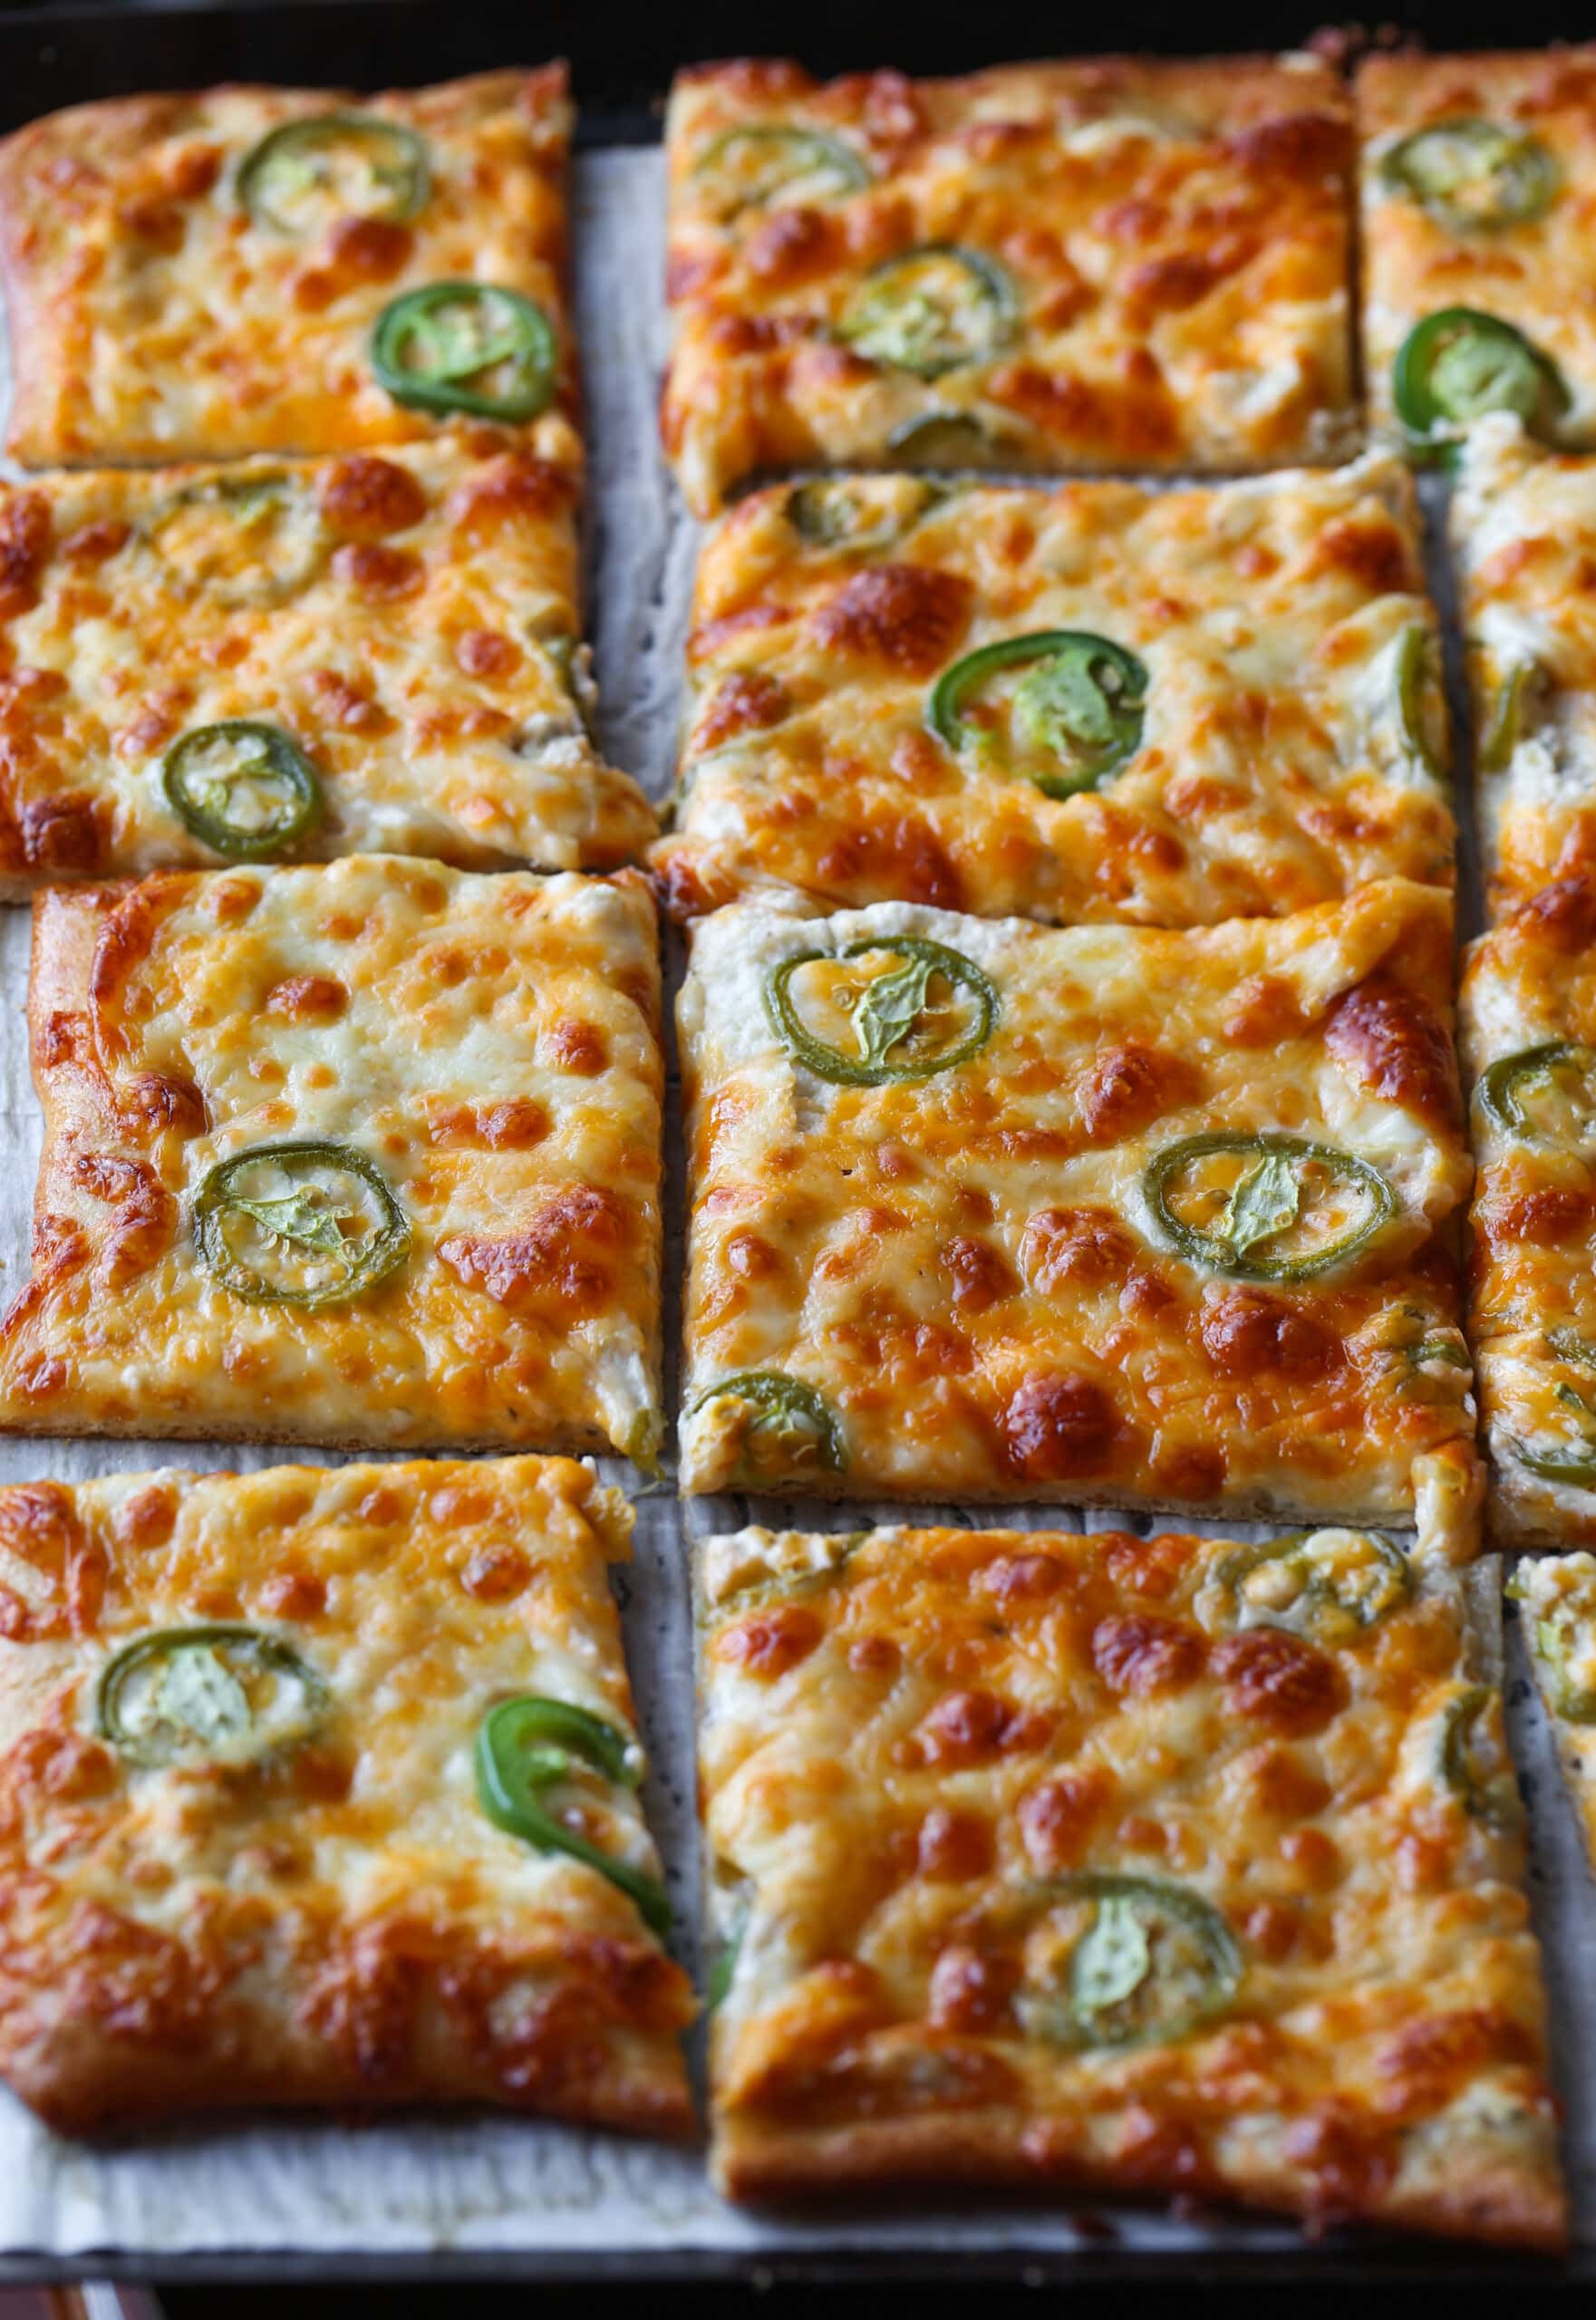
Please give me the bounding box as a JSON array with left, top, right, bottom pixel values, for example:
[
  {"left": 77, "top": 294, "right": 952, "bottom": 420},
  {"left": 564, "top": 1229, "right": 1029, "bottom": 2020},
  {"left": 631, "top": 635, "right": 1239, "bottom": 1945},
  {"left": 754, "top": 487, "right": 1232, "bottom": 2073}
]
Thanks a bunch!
[{"left": 0, "top": 147, "right": 1587, "bottom": 2265}]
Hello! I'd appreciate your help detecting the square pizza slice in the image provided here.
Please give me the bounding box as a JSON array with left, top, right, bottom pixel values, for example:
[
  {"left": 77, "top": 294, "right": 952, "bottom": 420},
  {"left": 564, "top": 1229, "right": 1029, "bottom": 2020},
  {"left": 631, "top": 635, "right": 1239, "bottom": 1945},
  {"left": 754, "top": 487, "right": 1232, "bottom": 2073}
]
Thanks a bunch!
[
  {"left": 0, "top": 69, "right": 580, "bottom": 468},
  {"left": 0, "top": 856, "right": 664, "bottom": 1461},
  {"left": 0, "top": 1455, "right": 693, "bottom": 2135},
  {"left": 1450, "top": 418, "right": 1596, "bottom": 918},
  {"left": 0, "top": 439, "right": 654, "bottom": 897},
  {"left": 1510, "top": 1551, "right": 1596, "bottom": 1863},
  {"left": 1457, "top": 875, "right": 1596, "bottom": 1546},
  {"left": 698, "top": 1517, "right": 1563, "bottom": 2245},
  {"left": 652, "top": 456, "right": 1453, "bottom": 928},
  {"left": 678, "top": 882, "right": 1479, "bottom": 1525},
  {"left": 663, "top": 55, "right": 1356, "bottom": 515},
  {"left": 1359, "top": 49, "right": 1596, "bottom": 457}
]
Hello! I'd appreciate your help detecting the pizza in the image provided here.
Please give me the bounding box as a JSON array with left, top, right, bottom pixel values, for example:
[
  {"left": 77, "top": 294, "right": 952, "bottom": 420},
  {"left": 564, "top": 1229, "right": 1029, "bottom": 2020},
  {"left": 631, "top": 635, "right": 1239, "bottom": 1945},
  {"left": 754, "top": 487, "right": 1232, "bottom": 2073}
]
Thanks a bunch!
[
  {"left": 0, "top": 1454, "right": 693, "bottom": 2135},
  {"left": 1450, "top": 416, "right": 1596, "bottom": 917},
  {"left": 1457, "top": 874, "right": 1596, "bottom": 1547},
  {"left": 0, "top": 68, "right": 580, "bottom": 468},
  {"left": 677, "top": 881, "right": 1480, "bottom": 1526},
  {"left": 663, "top": 55, "right": 1357, "bottom": 516},
  {"left": 652, "top": 455, "right": 1454, "bottom": 928},
  {"left": 0, "top": 856, "right": 665, "bottom": 1462},
  {"left": 1359, "top": 48, "right": 1596, "bottom": 457},
  {"left": 0, "top": 438, "right": 654, "bottom": 898},
  {"left": 698, "top": 1516, "right": 1562, "bottom": 2244},
  {"left": 1510, "top": 1552, "right": 1596, "bottom": 1863}
]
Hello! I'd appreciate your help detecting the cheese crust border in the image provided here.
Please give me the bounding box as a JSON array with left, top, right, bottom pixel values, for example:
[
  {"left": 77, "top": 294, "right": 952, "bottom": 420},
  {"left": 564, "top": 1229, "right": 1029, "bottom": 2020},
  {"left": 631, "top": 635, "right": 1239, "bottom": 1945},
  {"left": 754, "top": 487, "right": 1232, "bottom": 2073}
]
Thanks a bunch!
[
  {"left": 697, "top": 1519, "right": 1563, "bottom": 2247},
  {"left": 653, "top": 453, "right": 1454, "bottom": 929},
  {"left": 0, "top": 856, "right": 666, "bottom": 1462},
  {"left": 677, "top": 883, "right": 1481, "bottom": 1525},
  {"left": 663, "top": 53, "right": 1357, "bottom": 514},
  {"left": 0, "top": 67, "right": 581, "bottom": 468},
  {"left": 0, "top": 1455, "right": 694, "bottom": 2136}
]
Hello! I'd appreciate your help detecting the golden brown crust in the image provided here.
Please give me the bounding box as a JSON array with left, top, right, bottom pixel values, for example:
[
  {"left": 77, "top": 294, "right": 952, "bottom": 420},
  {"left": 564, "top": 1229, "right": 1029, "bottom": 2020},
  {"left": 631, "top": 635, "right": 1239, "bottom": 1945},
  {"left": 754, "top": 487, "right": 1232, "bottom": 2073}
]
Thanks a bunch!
[
  {"left": 0, "top": 857, "right": 665, "bottom": 1460},
  {"left": 699, "top": 1522, "right": 1563, "bottom": 2246},
  {"left": 0, "top": 68, "right": 577, "bottom": 467},
  {"left": 0, "top": 1455, "right": 693, "bottom": 2137},
  {"left": 0, "top": 439, "right": 652, "bottom": 894},
  {"left": 663, "top": 54, "right": 1357, "bottom": 513},
  {"left": 678, "top": 884, "right": 1478, "bottom": 1522},
  {"left": 653, "top": 458, "right": 1453, "bottom": 928}
]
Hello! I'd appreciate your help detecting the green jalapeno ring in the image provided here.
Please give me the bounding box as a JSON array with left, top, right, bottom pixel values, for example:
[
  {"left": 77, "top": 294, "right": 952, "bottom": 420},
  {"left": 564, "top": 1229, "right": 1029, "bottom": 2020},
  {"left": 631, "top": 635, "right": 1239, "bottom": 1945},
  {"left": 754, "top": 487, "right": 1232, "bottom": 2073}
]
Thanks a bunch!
[
  {"left": 1014, "top": 1871, "right": 1242, "bottom": 2052},
  {"left": 371, "top": 283, "right": 558, "bottom": 422},
  {"left": 161, "top": 720, "right": 324, "bottom": 861},
  {"left": 765, "top": 933, "right": 999, "bottom": 1088},
  {"left": 885, "top": 411, "right": 1008, "bottom": 468},
  {"left": 1145, "top": 1131, "right": 1398, "bottom": 1283},
  {"left": 1509, "top": 1410, "right": 1596, "bottom": 1489},
  {"left": 1394, "top": 623, "right": 1445, "bottom": 778},
  {"left": 837, "top": 243, "right": 1018, "bottom": 380},
  {"left": 1215, "top": 1529, "right": 1413, "bottom": 1646},
  {"left": 1477, "top": 652, "right": 1547, "bottom": 774},
  {"left": 785, "top": 475, "right": 941, "bottom": 550},
  {"left": 1439, "top": 1684, "right": 1517, "bottom": 1826},
  {"left": 1382, "top": 120, "right": 1559, "bottom": 232},
  {"left": 1393, "top": 308, "right": 1571, "bottom": 456},
  {"left": 693, "top": 123, "right": 870, "bottom": 217},
  {"left": 690, "top": 1371, "right": 849, "bottom": 1479},
  {"left": 929, "top": 630, "right": 1148, "bottom": 798},
  {"left": 1530, "top": 1612, "right": 1596, "bottom": 1723},
  {"left": 95, "top": 1623, "right": 329, "bottom": 1769},
  {"left": 1475, "top": 1039, "right": 1596, "bottom": 1138},
  {"left": 193, "top": 1138, "right": 411, "bottom": 1310},
  {"left": 143, "top": 470, "right": 328, "bottom": 611},
  {"left": 474, "top": 1695, "right": 671, "bottom": 1937},
  {"left": 237, "top": 112, "right": 430, "bottom": 233}
]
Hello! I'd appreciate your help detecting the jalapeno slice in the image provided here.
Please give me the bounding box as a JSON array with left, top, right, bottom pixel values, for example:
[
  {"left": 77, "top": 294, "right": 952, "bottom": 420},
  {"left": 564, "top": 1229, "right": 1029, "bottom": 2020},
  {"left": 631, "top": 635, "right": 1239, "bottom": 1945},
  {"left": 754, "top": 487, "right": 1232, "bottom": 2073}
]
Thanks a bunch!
[
  {"left": 1013, "top": 1873, "right": 1242, "bottom": 2052},
  {"left": 1145, "top": 1132, "right": 1398, "bottom": 1282},
  {"left": 1394, "top": 623, "right": 1445, "bottom": 778},
  {"left": 1393, "top": 308, "right": 1570, "bottom": 453},
  {"left": 372, "top": 283, "right": 556, "bottom": 421},
  {"left": 885, "top": 411, "right": 1007, "bottom": 467},
  {"left": 194, "top": 1140, "right": 411, "bottom": 1310},
  {"left": 144, "top": 470, "right": 327, "bottom": 609},
  {"left": 96, "top": 1624, "right": 328, "bottom": 1769},
  {"left": 766, "top": 933, "right": 999, "bottom": 1088},
  {"left": 1216, "top": 1529, "right": 1412, "bottom": 1648},
  {"left": 837, "top": 244, "right": 1018, "bottom": 379},
  {"left": 786, "top": 475, "right": 940, "bottom": 551},
  {"left": 1383, "top": 120, "right": 1558, "bottom": 232},
  {"left": 1477, "top": 652, "right": 1547, "bottom": 773},
  {"left": 1476, "top": 1039, "right": 1596, "bottom": 1141},
  {"left": 237, "top": 112, "right": 430, "bottom": 235},
  {"left": 1510, "top": 1383, "right": 1596, "bottom": 1487},
  {"left": 161, "top": 720, "right": 323, "bottom": 860},
  {"left": 693, "top": 123, "right": 870, "bottom": 218},
  {"left": 1507, "top": 1569, "right": 1596, "bottom": 1723},
  {"left": 706, "top": 1909, "right": 747, "bottom": 2010},
  {"left": 475, "top": 1696, "right": 670, "bottom": 1936},
  {"left": 1438, "top": 1684, "right": 1518, "bottom": 1826},
  {"left": 930, "top": 631, "right": 1147, "bottom": 799},
  {"left": 690, "top": 1372, "right": 848, "bottom": 1486}
]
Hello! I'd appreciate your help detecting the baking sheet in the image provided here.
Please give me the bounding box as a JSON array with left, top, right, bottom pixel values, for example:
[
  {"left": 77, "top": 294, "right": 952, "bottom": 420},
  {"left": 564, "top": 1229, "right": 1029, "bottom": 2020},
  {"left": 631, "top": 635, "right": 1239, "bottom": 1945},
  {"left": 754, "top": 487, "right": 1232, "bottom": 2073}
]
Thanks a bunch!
[{"left": 0, "top": 142, "right": 1588, "bottom": 2270}]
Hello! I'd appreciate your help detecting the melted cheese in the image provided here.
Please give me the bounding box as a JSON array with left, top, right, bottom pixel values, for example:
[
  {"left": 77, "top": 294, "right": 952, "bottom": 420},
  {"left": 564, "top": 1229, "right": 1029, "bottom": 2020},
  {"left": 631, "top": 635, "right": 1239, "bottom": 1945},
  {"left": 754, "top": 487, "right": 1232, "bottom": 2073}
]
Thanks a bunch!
[
  {"left": 0, "top": 1456, "right": 692, "bottom": 2132},
  {"left": 0, "top": 856, "right": 665, "bottom": 1459},
  {"left": 1514, "top": 1552, "right": 1596, "bottom": 1859},
  {"left": 1359, "top": 50, "right": 1596, "bottom": 443},
  {"left": 663, "top": 56, "right": 1357, "bottom": 515},
  {"left": 0, "top": 70, "right": 579, "bottom": 467},
  {"left": 1458, "top": 895, "right": 1596, "bottom": 1546},
  {"left": 0, "top": 437, "right": 654, "bottom": 895},
  {"left": 1451, "top": 417, "right": 1596, "bottom": 914},
  {"left": 678, "top": 884, "right": 1478, "bottom": 1522},
  {"left": 653, "top": 456, "right": 1454, "bottom": 928},
  {"left": 697, "top": 1520, "right": 1562, "bottom": 2245}
]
